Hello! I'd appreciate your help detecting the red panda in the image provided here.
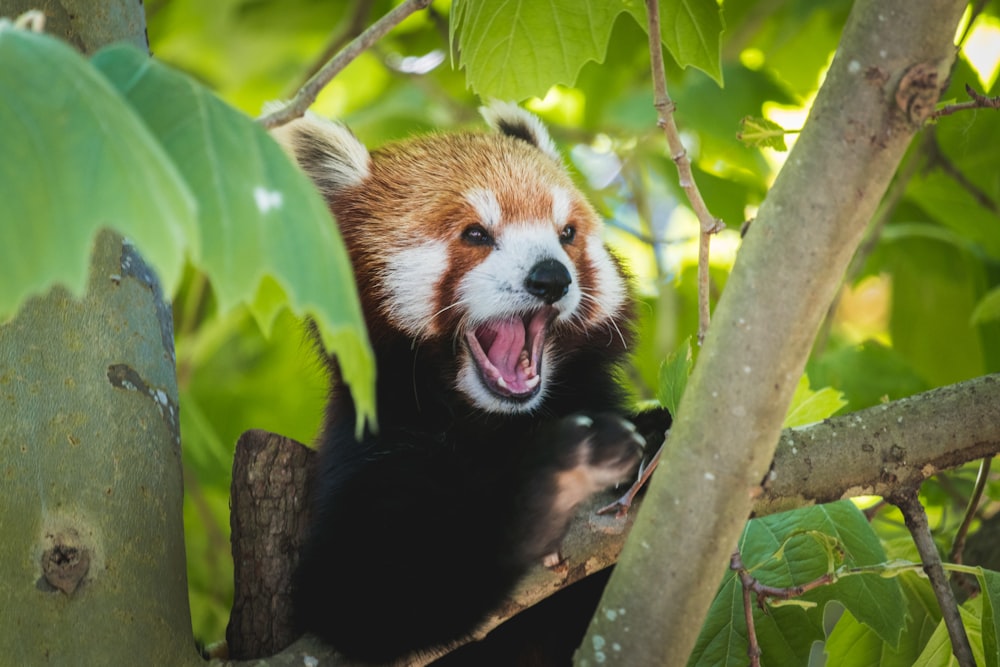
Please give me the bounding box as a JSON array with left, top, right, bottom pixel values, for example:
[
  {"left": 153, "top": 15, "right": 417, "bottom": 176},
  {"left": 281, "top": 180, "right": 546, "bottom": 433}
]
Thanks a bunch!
[{"left": 273, "top": 103, "right": 668, "bottom": 664}]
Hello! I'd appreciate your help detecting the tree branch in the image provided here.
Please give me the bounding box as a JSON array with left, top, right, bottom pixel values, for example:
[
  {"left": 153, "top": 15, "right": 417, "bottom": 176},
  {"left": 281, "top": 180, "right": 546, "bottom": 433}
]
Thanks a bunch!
[
  {"left": 258, "top": 0, "right": 432, "bottom": 129},
  {"left": 577, "top": 2, "right": 969, "bottom": 663},
  {"left": 887, "top": 488, "right": 975, "bottom": 667},
  {"left": 930, "top": 82, "right": 1000, "bottom": 119},
  {"left": 290, "top": 0, "right": 375, "bottom": 94},
  {"left": 643, "top": 0, "right": 724, "bottom": 345},
  {"left": 223, "top": 374, "right": 1000, "bottom": 665}
]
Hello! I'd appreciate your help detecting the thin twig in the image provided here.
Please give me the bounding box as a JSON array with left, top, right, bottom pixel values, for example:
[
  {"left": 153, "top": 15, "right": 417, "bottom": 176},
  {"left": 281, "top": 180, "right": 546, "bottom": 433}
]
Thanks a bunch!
[
  {"left": 259, "top": 0, "right": 433, "bottom": 129},
  {"left": 644, "top": 0, "right": 724, "bottom": 345},
  {"left": 597, "top": 436, "right": 665, "bottom": 517},
  {"left": 931, "top": 83, "right": 1000, "bottom": 119},
  {"left": 949, "top": 457, "right": 992, "bottom": 564},
  {"left": 732, "top": 552, "right": 763, "bottom": 667},
  {"left": 888, "top": 487, "right": 976, "bottom": 667},
  {"left": 290, "top": 0, "right": 375, "bottom": 94},
  {"left": 924, "top": 127, "right": 1000, "bottom": 214}
]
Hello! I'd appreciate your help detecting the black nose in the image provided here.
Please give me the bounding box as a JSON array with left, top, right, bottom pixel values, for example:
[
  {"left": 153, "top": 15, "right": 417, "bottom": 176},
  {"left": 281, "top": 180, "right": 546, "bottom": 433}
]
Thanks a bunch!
[{"left": 525, "top": 259, "right": 572, "bottom": 304}]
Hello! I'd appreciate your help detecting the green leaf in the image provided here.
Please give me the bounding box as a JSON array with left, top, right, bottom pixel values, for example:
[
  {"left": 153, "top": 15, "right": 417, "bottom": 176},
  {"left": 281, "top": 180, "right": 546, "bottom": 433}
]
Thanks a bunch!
[
  {"left": 0, "top": 26, "right": 196, "bottom": 323},
  {"left": 625, "top": 0, "right": 725, "bottom": 86},
  {"left": 783, "top": 374, "right": 847, "bottom": 428},
  {"left": 972, "top": 287, "right": 1000, "bottom": 325},
  {"left": 825, "top": 572, "right": 941, "bottom": 667},
  {"left": 738, "top": 116, "right": 790, "bottom": 151},
  {"left": 912, "top": 597, "right": 986, "bottom": 667},
  {"left": 451, "top": 0, "right": 626, "bottom": 100},
  {"left": 808, "top": 340, "right": 929, "bottom": 413},
  {"left": 689, "top": 502, "right": 905, "bottom": 667},
  {"left": 979, "top": 568, "right": 1000, "bottom": 667},
  {"left": 657, "top": 337, "right": 692, "bottom": 415},
  {"left": 90, "top": 44, "right": 375, "bottom": 430},
  {"left": 873, "top": 226, "right": 988, "bottom": 387},
  {"left": 905, "top": 55, "right": 1000, "bottom": 261}
]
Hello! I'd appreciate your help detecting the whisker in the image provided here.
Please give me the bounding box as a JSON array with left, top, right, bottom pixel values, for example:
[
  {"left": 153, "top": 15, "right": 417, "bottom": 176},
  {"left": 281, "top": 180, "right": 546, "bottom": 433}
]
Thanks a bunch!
[
  {"left": 413, "top": 299, "right": 466, "bottom": 341},
  {"left": 579, "top": 289, "right": 628, "bottom": 349}
]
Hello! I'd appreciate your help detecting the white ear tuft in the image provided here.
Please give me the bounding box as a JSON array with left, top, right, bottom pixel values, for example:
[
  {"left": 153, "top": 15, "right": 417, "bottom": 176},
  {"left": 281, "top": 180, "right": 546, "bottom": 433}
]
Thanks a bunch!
[
  {"left": 479, "top": 101, "right": 561, "bottom": 163},
  {"left": 269, "top": 110, "right": 371, "bottom": 195}
]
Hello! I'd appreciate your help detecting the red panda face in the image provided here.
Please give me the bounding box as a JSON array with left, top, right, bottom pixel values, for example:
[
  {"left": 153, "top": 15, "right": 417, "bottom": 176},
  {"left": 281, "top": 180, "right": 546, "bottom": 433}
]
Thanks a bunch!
[{"left": 272, "top": 103, "right": 629, "bottom": 414}]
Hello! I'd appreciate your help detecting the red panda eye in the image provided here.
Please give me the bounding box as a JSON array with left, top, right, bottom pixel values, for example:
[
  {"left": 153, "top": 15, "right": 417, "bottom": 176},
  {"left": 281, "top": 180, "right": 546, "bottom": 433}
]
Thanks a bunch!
[
  {"left": 559, "top": 225, "right": 576, "bottom": 245},
  {"left": 462, "top": 224, "right": 494, "bottom": 247}
]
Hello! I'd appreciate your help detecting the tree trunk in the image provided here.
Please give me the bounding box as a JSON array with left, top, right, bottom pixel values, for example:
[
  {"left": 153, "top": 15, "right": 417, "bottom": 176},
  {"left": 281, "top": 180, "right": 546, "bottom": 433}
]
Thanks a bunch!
[
  {"left": 577, "top": 1, "right": 970, "bottom": 664},
  {"left": 0, "top": 2, "right": 198, "bottom": 662}
]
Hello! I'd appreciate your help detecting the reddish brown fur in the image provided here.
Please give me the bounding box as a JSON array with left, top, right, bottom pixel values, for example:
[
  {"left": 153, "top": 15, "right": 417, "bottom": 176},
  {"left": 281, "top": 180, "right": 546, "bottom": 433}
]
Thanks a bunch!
[{"left": 323, "top": 132, "right": 607, "bottom": 341}]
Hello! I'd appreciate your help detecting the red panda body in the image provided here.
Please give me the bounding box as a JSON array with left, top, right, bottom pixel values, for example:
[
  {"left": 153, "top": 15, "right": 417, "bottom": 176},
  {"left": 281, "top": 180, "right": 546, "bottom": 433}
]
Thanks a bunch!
[{"left": 274, "top": 104, "right": 667, "bottom": 664}]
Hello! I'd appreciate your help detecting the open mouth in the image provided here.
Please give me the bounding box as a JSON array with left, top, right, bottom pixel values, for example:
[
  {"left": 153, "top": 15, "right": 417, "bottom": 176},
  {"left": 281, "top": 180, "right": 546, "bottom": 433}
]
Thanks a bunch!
[{"left": 465, "top": 308, "right": 557, "bottom": 401}]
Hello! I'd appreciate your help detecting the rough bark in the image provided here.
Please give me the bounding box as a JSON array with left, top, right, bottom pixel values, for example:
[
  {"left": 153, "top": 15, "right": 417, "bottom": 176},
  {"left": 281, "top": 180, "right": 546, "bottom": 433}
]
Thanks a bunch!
[
  {"left": 227, "top": 430, "right": 316, "bottom": 659},
  {"left": 577, "top": 2, "right": 970, "bottom": 664},
  {"left": 224, "top": 374, "right": 1000, "bottom": 665}
]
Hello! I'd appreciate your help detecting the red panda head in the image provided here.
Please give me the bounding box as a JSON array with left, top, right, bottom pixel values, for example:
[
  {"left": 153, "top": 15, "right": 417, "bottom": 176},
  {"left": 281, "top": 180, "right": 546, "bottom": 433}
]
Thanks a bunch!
[{"left": 273, "top": 103, "right": 630, "bottom": 414}]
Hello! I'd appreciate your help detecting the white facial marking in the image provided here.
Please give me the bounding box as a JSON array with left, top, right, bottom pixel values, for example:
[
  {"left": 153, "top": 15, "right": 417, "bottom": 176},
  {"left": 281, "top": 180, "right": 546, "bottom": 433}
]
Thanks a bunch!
[
  {"left": 585, "top": 235, "right": 627, "bottom": 321},
  {"left": 458, "top": 224, "right": 581, "bottom": 325},
  {"left": 551, "top": 186, "right": 572, "bottom": 228},
  {"left": 382, "top": 240, "right": 449, "bottom": 336},
  {"left": 465, "top": 188, "right": 502, "bottom": 229}
]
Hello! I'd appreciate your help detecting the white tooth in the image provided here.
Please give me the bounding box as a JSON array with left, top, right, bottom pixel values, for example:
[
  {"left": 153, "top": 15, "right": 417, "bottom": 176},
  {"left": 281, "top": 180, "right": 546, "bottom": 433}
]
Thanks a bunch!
[
  {"left": 496, "top": 376, "right": 508, "bottom": 390},
  {"left": 525, "top": 376, "right": 540, "bottom": 389}
]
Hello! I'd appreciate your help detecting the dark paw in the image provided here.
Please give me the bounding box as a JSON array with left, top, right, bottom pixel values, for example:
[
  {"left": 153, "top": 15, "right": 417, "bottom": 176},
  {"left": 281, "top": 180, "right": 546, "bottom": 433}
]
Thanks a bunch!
[{"left": 553, "top": 413, "right": 645, "bottom": 493}]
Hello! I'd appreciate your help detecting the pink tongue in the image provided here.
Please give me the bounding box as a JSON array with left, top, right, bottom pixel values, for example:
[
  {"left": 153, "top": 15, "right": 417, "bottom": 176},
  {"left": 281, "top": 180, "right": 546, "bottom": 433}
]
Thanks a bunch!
[{"left": 486, "top": 318, "right": 526, "bottom": 380}]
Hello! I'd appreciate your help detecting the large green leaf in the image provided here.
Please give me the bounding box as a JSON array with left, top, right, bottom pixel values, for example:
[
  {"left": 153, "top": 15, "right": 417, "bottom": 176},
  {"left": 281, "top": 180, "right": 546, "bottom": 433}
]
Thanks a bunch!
[
  {"left": 451, "top": 0, "right": 626, "bottom": 100},
  {"left": 451, "top": 0, "right": 724, "bottom": 101},
  {"left": 625, "top": 0, "right": 724, "bottom": 85},
  {"left": 689, "top": 502, "right": 905, "bottom": 667},
  {"left": 912, "top": 598, "right": 987, "bottom": 667},
  {"left": 825, "top": 572, "right": 941, "bottom": 667},
  {"left": 90, "top": 45, "right": 375, "bottom": 429},
  {"left": 0, "top": 26, "right": 196, "bottom": 322},
  {"left": 981, "top": 568, "right": 1000, "bottom": 667}
]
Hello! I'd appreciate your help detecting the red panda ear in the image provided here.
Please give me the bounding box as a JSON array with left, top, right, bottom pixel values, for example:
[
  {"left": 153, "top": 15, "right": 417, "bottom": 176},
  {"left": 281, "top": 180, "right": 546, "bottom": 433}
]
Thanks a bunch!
[
  {"left": 479, "top": 101, "right": 561, "bottom": 164},
  {"left": 269, "top": 110, "right": 371, "bottom": 197}
]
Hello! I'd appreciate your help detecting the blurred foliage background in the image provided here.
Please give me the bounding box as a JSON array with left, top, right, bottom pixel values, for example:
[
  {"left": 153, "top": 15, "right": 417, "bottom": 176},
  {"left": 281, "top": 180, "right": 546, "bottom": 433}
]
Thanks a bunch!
[{"left": 143, "top": 0, "right": 1000, "bottom": 645}]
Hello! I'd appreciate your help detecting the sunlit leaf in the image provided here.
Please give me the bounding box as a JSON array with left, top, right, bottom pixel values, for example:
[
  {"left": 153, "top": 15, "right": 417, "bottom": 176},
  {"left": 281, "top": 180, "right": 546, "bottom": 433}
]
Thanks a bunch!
[
  {"left": 980, "top": 568, "right": 1000, "bottom": 667},
  {"left": 738, "top": 115, "right": 789, "bottom": 151},
  {"left": 0, "top": 27, "right": 196, "bottom": 322},
  {"left": 825, "top": 572, "right": 941, "bottom": 667},
  {"left": 625, "top": 0, "right": 725, "bottom": 85},
  {"left": 451, "top": 0, "right": 625, "bottom": 100},
  {"left": 657, "top": 337, "right": 692, "bottom": 415},
  {"left": 91, "top": 44, "right": 375, "bottom": 430},
  {"left": 972, "top": 287, "right": 1000, "bottom": 325},
  {"left": 912, "top": 598, "right": 986, "bottom": 667},
  {"left": 783, "top": 374, "right": 847, "bottom": 428}
]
